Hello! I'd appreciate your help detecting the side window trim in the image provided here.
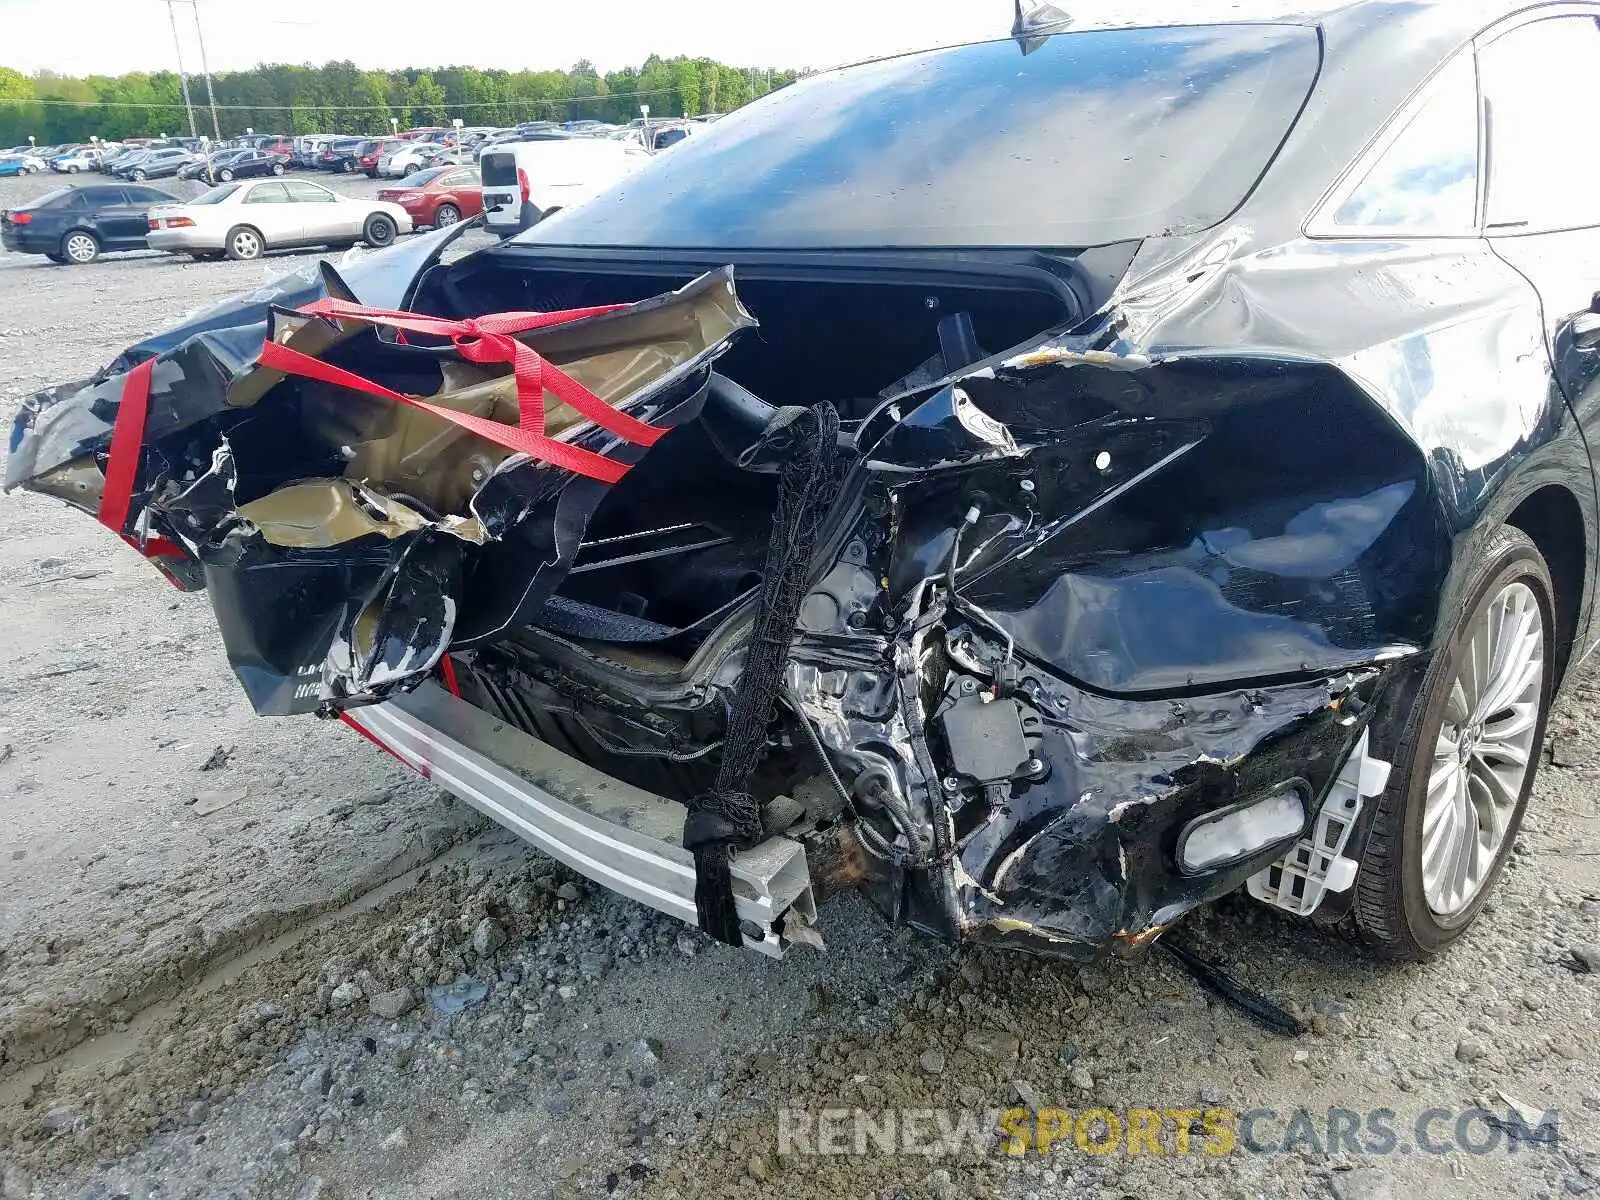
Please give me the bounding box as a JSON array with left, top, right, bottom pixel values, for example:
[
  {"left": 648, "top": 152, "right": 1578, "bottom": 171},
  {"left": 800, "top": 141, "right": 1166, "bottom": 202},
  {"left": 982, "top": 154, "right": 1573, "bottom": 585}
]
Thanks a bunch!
[{"left": 1306, "top": 50, "right": 1484, "bottom": 240}]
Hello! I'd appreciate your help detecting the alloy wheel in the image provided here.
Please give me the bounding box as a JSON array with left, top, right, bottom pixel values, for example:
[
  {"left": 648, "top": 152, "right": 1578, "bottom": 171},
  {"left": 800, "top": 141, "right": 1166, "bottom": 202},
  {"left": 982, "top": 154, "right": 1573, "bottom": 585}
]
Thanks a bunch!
[
  {"left": 1421, "top": 581, "right": 1544, "bottom": 916},
  {"left": 436, "top": 205, "right": 461, "bottom": 226},
  {"left": 64, "top": 233, "right": 97, "bottom": 264},
  {"left": 231, "top": 229, "right": 262, "bottom": 259}
]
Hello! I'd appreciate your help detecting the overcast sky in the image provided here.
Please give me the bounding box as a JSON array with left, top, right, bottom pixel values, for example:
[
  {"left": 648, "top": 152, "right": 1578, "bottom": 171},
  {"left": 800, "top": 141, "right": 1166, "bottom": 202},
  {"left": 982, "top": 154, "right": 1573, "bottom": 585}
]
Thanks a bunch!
[
  {"left": 0, "top": 0, "right": 1017, "bottom": 76},
  {"left": 0, "top": 1, "right": 1291, "bottom": 77}
]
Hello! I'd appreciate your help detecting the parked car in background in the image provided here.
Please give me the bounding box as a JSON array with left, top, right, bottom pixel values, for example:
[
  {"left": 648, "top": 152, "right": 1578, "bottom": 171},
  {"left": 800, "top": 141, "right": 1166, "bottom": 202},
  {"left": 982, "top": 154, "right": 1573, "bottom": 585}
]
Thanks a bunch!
[
  {"left": 291, "top": 136, "right": 334, "bottom": 169},
  {"left": 479, "top": 136, "right": 649, "bottom": 236},
  {"left": 317, "top": 138, "right": 367, "bottom": 173},
  {"left": 178, "top": 151, "right": 234, "bottom": 181},
  {"left": 398, "top": 126, "right": 446, "bottom": 141},
  {"left": 472, "top": 129, "right": 526, "bottom": 160},
  {"left": 378, "top": 141, "right": 448, "bottom": 178},
  {"left": 357, "top": 139, "right": 405, "bottom": 177},
  {"left": 179, "top": 148, "right": 287, "bottom": 183},
  {"left": 98, "top": 147, "right": 146, "bottom": 175},
  {"left": 116, "top": 147, "right": 199, "bottom": 181},
  {"left": 216, "top": 149, "right": 289, "bottom": 181},
  {"left": 145, "top": 178, "right": 411, "bottom": 260},
  {"left": 48, "top": 146, "right": 93, "bottom": 173},
  {"left": 247, "top": 135, "right": 294, "bottom": 159},
  {"left": 377, "top": 165, "right": 482, "bottom": 229},
  {"left": 648, "top": 122, "right": 696, "bottom": 151},
  {"left": 0, "top": 152, "right": 45, "bottom": 177},
  {"left": 1, "top": 183, "right": 178, "bottom": 263}
]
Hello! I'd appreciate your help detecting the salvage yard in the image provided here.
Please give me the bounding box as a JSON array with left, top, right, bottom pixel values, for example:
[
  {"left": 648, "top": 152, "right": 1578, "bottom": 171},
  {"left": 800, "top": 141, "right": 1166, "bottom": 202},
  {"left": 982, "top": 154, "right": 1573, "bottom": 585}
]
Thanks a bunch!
[{"left": 1, "top": 165, "right": 1599, "bottom": 1200}]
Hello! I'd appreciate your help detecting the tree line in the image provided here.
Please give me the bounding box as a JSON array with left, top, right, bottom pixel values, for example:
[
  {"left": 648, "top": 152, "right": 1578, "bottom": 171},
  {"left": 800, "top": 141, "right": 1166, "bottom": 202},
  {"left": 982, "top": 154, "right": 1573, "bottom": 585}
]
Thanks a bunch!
[{"left": 0, "top": 57, "right": 801, "bottom": 145}]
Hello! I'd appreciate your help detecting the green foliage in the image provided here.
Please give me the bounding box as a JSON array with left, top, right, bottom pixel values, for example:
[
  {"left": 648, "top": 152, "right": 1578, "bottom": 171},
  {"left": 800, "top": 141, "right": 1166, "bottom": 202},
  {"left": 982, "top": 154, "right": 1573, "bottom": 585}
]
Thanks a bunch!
[{"left": 0, "top": 56, "right": 799, "bottom": 144}]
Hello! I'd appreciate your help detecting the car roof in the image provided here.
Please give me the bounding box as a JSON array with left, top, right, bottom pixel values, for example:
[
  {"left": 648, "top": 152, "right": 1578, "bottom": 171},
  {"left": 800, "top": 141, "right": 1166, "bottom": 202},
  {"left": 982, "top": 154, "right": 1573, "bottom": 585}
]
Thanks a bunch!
[
  {"left": 1038, "top": 0, "right": 1484, "bottom": 24},
  {"left": 1029, "top": 0, "right": 1575, "bottom": 41}
]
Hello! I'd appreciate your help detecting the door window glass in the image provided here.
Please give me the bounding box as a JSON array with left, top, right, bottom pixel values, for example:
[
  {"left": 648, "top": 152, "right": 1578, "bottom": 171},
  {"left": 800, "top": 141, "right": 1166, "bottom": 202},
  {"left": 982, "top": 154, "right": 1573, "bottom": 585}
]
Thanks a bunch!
[
  {"left": 1480, "top": 15, "right": 1600, "bottom": 232},
  {"left": 244, "top": 182, "right": 289, "bottom": 205},
  {"left": 284, "top": 181, "right": 337, "bottom": 203}
]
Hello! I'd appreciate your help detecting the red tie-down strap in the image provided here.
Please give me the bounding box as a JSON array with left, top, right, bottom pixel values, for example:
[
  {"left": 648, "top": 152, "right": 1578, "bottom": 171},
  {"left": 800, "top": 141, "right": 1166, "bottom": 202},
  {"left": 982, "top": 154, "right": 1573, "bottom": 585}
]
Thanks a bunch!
[
  {"left": 97, "top": 358, "right": 191, "bottom": 587},
  {"left": 256, "top": 340, "right": 635, "bottom": 484},
  {"left": 288, "top": 296, "right": 669, "bottom": 468}
]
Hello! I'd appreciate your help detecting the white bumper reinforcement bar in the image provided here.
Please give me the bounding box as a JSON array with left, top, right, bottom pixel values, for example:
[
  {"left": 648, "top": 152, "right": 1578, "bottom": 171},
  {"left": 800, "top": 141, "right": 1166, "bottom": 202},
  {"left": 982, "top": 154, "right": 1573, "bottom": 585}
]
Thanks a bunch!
[{"left": 344, "top": 683, "right": 816, "bottom": 957}]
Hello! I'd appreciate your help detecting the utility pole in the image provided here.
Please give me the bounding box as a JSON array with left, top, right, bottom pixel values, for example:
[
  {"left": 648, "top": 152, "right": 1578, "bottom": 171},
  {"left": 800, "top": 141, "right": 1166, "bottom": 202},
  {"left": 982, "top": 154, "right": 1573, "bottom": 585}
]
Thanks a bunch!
[
  {"left": 187, "top": 0, "right": 223, "bottom": 141},
  {"left": 165, "top": 0, "right": 198, "bottom": 139}
]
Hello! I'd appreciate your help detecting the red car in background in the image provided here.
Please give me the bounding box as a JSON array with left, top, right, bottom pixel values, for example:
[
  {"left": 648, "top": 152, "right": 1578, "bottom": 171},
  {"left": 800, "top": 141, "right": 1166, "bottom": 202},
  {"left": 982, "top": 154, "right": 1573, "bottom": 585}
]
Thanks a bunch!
[
  {"left": 376, "top": 164, "right": 482, "bottom": 228},
  {"left": 358, "top": 138, "right": 408, "bottom": 177}
]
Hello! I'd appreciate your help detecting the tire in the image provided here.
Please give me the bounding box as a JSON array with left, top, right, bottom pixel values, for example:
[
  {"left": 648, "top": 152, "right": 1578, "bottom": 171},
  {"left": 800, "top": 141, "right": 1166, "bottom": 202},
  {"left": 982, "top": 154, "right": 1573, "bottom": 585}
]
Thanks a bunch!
[
  {"left": 218, "top": 169, "right": 234, "bottom": 182},
  {"left": 130, "top": 169, "right": 147, "bottom": 181},
  {"left": 271, "top": 162, "right": 284, "bottom": 176},
  {"left": 434, "top": 203, "right": 461, "bottom": 228},
  {"left": 224, "top": 225, "right": 264, "bottom": 261},
  {"left": 1351, "top": 525, "right": 1554, "bottom": 960},
  {"left": 67, "top": 165, "right": 79, "bottom": 174},
  {"left": 60, "top": 231, "right": 100, "bottom": 265},
  {"left": 362, "top": 213, "right": 397, "bottom": 248},
  {"left": 340, "top": 160, "right": 354, "bottom": 174}
]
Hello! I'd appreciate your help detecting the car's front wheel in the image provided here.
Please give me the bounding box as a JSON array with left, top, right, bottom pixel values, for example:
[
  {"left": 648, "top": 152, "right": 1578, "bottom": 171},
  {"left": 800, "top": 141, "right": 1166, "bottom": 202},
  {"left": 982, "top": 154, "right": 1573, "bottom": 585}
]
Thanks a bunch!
[
  {"left": 271, "top": 162, "right": 284, "bottom": 176},
  {"left": 362, "top": 213, "right": 397, "bottom": 248},
  {"left": 60, "top": 231, "right": 100, "bottom": 265},
  {"left": 224, "top": 225, "right": 264, "bottom": 261},
  {"left": 1352, "top": 525, "right": 1553, "bottom": 960},
  {"left": 130, "top": 169, "right": 147, "bottom": 181}
]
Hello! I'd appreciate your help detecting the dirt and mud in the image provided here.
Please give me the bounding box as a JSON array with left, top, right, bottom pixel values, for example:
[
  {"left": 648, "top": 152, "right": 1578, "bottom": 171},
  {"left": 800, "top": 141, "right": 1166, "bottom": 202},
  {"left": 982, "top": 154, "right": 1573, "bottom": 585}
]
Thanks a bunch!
[{"left": 1, "top": 171, "right": 1597, "bottom": 1200}]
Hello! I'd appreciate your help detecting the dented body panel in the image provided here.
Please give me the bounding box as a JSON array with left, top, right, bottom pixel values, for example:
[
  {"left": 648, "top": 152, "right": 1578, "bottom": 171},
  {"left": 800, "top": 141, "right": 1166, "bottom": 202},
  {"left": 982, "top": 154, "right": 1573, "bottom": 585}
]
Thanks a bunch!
[{"left": 10, "top": 1, "right": 1599, "bottom": 960}]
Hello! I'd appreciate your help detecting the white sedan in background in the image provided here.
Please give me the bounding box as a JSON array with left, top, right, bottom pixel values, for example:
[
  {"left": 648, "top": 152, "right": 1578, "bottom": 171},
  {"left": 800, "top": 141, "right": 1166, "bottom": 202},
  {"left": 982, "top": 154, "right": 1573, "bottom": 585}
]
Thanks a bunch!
[
  {"left": 377, "top": 142, "right": 448, "bottom": 179},
  {"left": 145, "top": 178, "right": 413, "bottom": 261}
]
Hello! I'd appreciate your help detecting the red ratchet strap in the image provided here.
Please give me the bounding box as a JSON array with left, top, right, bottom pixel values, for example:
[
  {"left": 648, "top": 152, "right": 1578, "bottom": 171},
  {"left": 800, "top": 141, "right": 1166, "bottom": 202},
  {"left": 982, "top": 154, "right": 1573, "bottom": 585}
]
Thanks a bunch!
[
  {"left": 287, "top": 297, "right": 668, "bottom": 478},
  {"left": 98, "top": 358, "right": 155, "bottom": 538},
  {"left": 257, "top": 340, "right": 632, "bottom": 484},
  {"left": 97, "top": 358, "right": 188, "bottom": 574},
  {"left": 438, "top": 654, "right": 462, "bottom": 697}
]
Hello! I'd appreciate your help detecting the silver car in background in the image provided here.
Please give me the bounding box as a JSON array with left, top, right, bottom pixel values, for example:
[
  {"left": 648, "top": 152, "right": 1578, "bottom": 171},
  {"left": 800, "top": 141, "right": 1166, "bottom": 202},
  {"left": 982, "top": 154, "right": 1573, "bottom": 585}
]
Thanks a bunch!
[{"left": 144, "top": 179, "right": 412, "bottom": 260}]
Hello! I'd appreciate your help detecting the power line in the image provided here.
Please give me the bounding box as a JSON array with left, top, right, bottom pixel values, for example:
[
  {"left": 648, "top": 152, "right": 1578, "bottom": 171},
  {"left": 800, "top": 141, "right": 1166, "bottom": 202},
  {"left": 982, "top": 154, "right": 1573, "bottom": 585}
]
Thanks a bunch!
[{"left": 0, "top": 85, "right": 691, "bottom": 111}]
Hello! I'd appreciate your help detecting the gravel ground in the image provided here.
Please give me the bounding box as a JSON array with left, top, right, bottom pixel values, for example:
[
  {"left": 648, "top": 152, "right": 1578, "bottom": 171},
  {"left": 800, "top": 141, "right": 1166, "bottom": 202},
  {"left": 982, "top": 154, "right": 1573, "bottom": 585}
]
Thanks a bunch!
[{"left": 1, "top": 170, "right": 1597, "bottom": 1200}]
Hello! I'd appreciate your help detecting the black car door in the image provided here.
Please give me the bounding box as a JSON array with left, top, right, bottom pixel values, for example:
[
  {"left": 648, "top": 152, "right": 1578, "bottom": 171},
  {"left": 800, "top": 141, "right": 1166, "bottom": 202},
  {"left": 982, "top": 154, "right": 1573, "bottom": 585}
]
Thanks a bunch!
[
  {"left": 1478, "top": 11, "right": 1600, "bottom": 660},
  {"left": 79, "top": 186, "right": 143, "bottom": 247},
  {"left": 121, "top": 186, "right": 174, "bottom": 242}
]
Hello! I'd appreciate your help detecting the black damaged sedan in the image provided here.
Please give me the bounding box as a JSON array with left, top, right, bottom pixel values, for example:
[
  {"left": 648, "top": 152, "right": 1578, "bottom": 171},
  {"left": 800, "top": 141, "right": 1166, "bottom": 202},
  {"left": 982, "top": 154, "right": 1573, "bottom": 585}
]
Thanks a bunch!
[{"left": 9, "top": 0, "right": 1599, "bottom": 968}]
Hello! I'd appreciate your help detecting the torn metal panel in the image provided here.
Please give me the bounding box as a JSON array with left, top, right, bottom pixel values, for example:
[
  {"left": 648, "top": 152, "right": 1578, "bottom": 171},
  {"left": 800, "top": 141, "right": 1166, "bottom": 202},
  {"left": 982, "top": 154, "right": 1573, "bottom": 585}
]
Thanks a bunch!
[{"left": 9, "top": 265, "right": 757, "bottom": 716}]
